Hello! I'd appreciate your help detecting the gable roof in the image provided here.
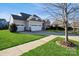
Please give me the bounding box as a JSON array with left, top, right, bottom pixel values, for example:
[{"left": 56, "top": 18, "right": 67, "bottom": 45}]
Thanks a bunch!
[
  {"left": 11, "top": 13, "right": 31, "bottom": 20},
  {"left": 11, "top": 14, "right": 25, "bottom": 20},
  {"left": 33, "top": 15, "right": 40, "bottom": 18},
  {"left": 20, "top": 13, "right": 31, "bottom": 20},
  {"left": 11, "top": 13, "right": 42, "bottom": 22},
  {"left": 27, "top": 15, "right": 43, "bottom": 22}
]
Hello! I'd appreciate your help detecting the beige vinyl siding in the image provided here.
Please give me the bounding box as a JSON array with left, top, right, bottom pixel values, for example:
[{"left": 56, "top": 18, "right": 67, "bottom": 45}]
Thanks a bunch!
[{"left": 13, "top": 20, "right": 25, "bottom": 26}]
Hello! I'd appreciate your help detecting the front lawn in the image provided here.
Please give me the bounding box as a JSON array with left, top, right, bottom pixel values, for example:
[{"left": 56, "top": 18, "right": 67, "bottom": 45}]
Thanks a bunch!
[
  {"left": 22, "top": 37, "right": 79, "bottom": 56},
  {"left": 73, "top": 31, "right": 79, "bottom": 35},
  {"left": 0, "top": 30, "right": 44, "bottom": 50}
]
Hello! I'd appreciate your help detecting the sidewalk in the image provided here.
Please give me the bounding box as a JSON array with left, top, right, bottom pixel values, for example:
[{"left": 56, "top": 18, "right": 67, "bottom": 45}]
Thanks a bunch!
[
  {"left": 58, "top": 35, "right": 79, "bottom": 41},
  {"left": 0, "top": 35, "right": 57, "bottom": 56},
  {"left": 69, "top": 36, "right": 79, "bottom": 41}
]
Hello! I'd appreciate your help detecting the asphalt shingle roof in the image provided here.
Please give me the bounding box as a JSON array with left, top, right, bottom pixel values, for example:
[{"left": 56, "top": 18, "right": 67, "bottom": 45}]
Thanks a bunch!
[
  {"left": 11, "top": 14, "right": 25, "bottom": 20},
  {"left": 11, "top": 13, "right": 42, "bottom": 21},
  {"left": 20, "top": 13, "right": 31, "bottom": 20}
]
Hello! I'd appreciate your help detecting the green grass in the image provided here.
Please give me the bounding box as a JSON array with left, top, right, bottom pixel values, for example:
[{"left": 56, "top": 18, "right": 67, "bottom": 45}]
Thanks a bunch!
[
  {"left": 22, "top": 37, "right": 79, "bottom": 56},
  {"left": 73, "top": 31, "right": 79, "bottom": 34},
  {"left": 0, "top": 30, "right": 44, "bottom": 50}
]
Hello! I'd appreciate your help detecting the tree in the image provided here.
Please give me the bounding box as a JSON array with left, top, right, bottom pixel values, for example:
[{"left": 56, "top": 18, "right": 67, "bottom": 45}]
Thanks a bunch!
[
  {"left": 42, "top": 3, "right": 79, "bottom": 43},
  {"left": 9, "top": 23, "right": 17, "bottom": 32},
  {"left": 0, "top": 18, "right": 6, "bottom": 21}
]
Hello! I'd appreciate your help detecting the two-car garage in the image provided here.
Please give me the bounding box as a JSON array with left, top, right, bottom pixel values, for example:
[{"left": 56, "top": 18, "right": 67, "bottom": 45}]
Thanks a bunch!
[
  {"left": 16, "top": 21, "right": 43, "bottom": 32},
  {"left": 30, "top": 25, "right": 42, "bottom": 31},
  {"left": 28, "top": 21, "right": 43, "bottom": 31}
]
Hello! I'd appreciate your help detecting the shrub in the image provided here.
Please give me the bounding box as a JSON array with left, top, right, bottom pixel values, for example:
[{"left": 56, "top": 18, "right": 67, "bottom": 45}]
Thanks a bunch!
[
  {"left": 3, "top": 24, "right": 9, "bottom": 30},
  {"left": 48, "top": 26, "right": 73, "bottom": 31},
  {"left": 9, "top": 23, "right": 17, "bottom": 32},
  {"left": 0, "top": 25, "right": 8, "bottom": 30},
  {"left": 68, "top": 27, "right": 73, "bottom": 30},
  {"left": 47, "top": 26, "right": 64, "bottom": 30}
]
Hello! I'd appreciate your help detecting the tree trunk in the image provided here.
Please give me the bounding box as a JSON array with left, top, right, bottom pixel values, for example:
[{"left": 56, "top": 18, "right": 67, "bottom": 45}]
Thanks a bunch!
[
  {"left": 64, "top": 3, "right": 69, "bottom": 42},
  {"left": 65, "top": 22, "right": 68, "bottom": 42}
]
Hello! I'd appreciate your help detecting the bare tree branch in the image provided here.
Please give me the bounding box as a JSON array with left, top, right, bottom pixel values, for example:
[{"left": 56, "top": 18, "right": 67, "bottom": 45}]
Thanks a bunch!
[{"left": 42, "top": 3, "right": 79, "bottom": 42}]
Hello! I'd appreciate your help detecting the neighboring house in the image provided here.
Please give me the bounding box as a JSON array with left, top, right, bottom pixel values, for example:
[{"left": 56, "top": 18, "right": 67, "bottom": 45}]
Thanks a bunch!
[
  {"left": 0, "top": 22, "right": 3, "bottom": 29},
  {"left": 10, "top": 13, "right": 44, "bottom": 31},
  {"left": 42, "top": 19, "right": 50, "bottom": 30},
  {"left": 52, "top": 20, "right": 71, "bottom": 28},
  {"left": 0, "top": 19, "right": 8, "bottom": 29},
  {"left": 71, "top": 20, "right": 79, "bottom": 32}
]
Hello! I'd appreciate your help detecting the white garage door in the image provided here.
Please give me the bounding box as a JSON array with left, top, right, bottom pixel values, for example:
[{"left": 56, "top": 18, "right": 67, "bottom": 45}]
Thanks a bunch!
[
  {"left": 31, "top": 25, "right": 42, "bottom": 31},
  {"left": 17, "top": 26, "right": 25, "bottom": 31}
]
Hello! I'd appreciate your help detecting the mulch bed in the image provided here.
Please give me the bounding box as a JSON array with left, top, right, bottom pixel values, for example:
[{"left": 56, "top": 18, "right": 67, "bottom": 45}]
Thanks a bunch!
[{"left": 56, "top": 40, "right": 77, "bottom": 48}]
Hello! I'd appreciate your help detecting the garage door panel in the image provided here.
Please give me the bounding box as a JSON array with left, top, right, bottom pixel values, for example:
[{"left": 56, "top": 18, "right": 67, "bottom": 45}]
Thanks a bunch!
[
  {"left": 31, "top": 25, "right": 42, "bottom": 31},
  {"left": 17, "top": 26, "right": 25, "bottom": 31}
]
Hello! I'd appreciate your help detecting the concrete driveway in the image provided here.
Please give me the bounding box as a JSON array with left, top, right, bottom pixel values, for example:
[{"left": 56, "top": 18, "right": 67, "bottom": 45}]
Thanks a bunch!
[
  {"left": 20, "top": 30, "right": 79, "bottom": 36},
  {"left": 20, "top": 31, "right": 79, "bottom": 42}
]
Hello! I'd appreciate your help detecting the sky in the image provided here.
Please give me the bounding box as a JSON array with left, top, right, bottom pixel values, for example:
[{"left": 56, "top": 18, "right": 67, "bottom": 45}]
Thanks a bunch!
[
  {"left": 0, "top": 3, "right": 50, "bottom": 21},
  {"left": 0, "top": 3, "right": 79, "bottom": 23}
]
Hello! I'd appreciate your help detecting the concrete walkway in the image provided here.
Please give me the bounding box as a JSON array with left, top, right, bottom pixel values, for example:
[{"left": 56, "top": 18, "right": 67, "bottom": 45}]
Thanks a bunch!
[
  {"left": 0, "top": 35, "right": 57, "bottom": 56},
  {"left": 58, "top": 35, "right": 79, "bottom": 41},
  {"left": 69, "top": 36, "right": 79, "bottom": 41}
]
